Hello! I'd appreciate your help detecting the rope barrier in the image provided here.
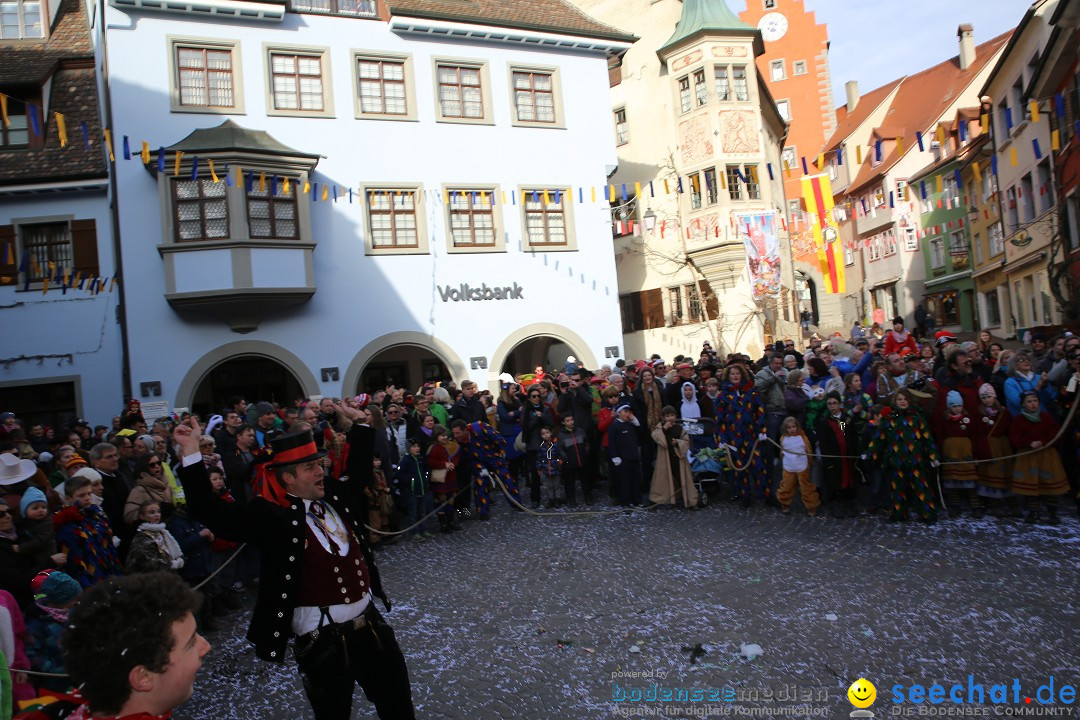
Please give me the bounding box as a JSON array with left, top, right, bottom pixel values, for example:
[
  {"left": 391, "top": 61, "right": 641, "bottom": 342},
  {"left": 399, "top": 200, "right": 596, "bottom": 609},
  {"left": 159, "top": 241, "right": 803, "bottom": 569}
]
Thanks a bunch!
[
  {"left": 362, "top": 483, "right": 472, "bottom": 537},
  {"left": 489, "top": 471, "right": 661, "bottom": 515}
]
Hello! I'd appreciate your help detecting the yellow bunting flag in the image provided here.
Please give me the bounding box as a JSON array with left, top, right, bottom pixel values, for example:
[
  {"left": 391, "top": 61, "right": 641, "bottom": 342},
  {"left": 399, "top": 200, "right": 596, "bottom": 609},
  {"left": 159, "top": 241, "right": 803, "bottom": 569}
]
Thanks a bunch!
[
  {"left": 0, "top": 95, "right": 8, "bottom": 127},
  {"left": 282, "top": 177, "right": 290, "bottom": 195},
  {"left": 664, "top": 179, "right": 670, "bottom": 194},
  {"left": 936, "top": 175, "right": 943, "bottom": 193},
  {"left": 634, "top": 182, "right": 642, "bottom": 199},
  {"left": 801, "top": 173, "right": 843, "bottom": 294},
  {"left": 54, "top": 113, "right": 67, "bottom": 147},
  {"left": 902, "top": 183, "right": 909, "bottom": 201},
  {"left": 749, "top": 166, "right": 759, "bottom": 183},
  {"left": 817, "top": 152, "right": 825, "bottom": 170},
  {"left": 72, "top": 271, "right": 81, "bottom": 287},
  {"left": 1051, "top": 130, "right": 1061, "bottom": 151},
  {"left": 141, "top": 142, "right": 150, "bottom": 165},
  {"left": 935, "top": 126, "right": 945, "bottom": 145},
  {"left": 1010, "top": 147, "right": 1018, "bottom": 166},
  {"left": 981, "top": 113, "right": 989, "bottom": 132},
  {"left": 501, "top": 190, "right": 507, "bottom": 205},
  {"left": 856, "top": 145, "right": 863, "bottom": 164},
  {"left": 1029, "top": 100, "right": 1039, "bottom": 123},
  {"left": 442, "top": 188, "right": 448, "bottom": 203},
  {"left": 719, "top": 171, "right": 726, "bottom": 189},
  {"left": 972, "top": 161, "right": 982, "bottom": 183},
  {"left": 31, "top": 256, "right": 40, "bottom": 276},
  {"left": 258, "top": 173, "right": 266, "bottom": 192},
  {"left": 896, "top": 136, "right": 904, "bottom": 154},
  {"left": 42, "top": 276, "right": 49, "bottom": 295},
  {"left": 103, "top": 129, "right": 114, "bottom": 162},
  {"left": 303, "top": 180, "right": 311, "bottom": 194},
  {"left": 208, "top": 159, "right": 219, "bottom": 183},
  {"left": 173, "top": 151, "right": 184, "bottom": 177},
  {"left": 322, "top": 184, "right": 328, "bottom": 201},
  {"left": 235, "top": 165, "right": 242, "bottom": 187},
  {"left": 608, "top": 185, "right": 616, "bottom": 202},
  {"left": 590, "top": 186, "right": 596, "bottom": 203}
]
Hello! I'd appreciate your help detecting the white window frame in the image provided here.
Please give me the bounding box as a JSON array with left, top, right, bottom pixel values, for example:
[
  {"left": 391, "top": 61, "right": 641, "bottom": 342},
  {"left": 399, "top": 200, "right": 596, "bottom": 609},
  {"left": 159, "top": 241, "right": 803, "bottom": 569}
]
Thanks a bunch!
[
  {"left": 775, "top": 98, "right": 790, "bottom": 122},
  {"left": 930, "top": 236, "right": 946, "bottom": 269},
  {"left": 989, "top": 222, "right": 1005, "bottom": 256},
  {"left": 903, "top": 227, "right": 918, "bottom": 252},
  {"left": 432, "top": 57, "right": 494, "bottom": 126},
  {"left": 781, "top": 146, "right": 797, "bottom": 170},
  {"left": 359, "top": 183, "right": 428, "bottom": 255},
  {"left": 263, "top": 43, "right": 334, "bottom": 118},
  {"left": 13, "top": 215, "right": 75, "bottom": 288},
  {"left": 352, "top": 51, "right": 417, "bottom": 122},
  {"left": 793, "top": 60, "right": 807, "bottom": 76},
  {"left": 614, "top": 106, "right": 628, "bottom": 145},
  {"left": 678, "top": 74, "right": 692, "bottom": 113},
  {"left": 168, "top": 36, "right": 245, "bottom": 115},
  {"left": 441, "top": 184, "right": 504, "bottom": 253},
  {"left": 770, "top": 59, "right": 785, "bottom": 82},
  {"left": 843, "top": 244, "right": 854, "bottom": 266},
  {"left": 693, "top": 68, "right": 707, "bottom": 107},
  {"left": 883, "top": 229, "right": 897, "bottom": 256},
  {"left": 518, "top": 186, "right": 577, "bottom": 252},
  {"left": 508, "top": 63, "right": 565, "bottom": 129},
  {"left": 0, "top": 0, "right": 43, "bottom": 39}
]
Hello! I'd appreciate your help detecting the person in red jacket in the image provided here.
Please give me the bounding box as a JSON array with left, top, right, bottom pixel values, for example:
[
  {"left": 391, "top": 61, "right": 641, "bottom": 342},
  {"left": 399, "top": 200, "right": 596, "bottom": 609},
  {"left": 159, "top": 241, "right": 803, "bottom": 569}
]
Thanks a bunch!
[
  {"left": 883, "top": 316, "right": 918, "bottom": 357},
  {"left": 1009, "top": 391, "right": 1069, "bottom": 524}
]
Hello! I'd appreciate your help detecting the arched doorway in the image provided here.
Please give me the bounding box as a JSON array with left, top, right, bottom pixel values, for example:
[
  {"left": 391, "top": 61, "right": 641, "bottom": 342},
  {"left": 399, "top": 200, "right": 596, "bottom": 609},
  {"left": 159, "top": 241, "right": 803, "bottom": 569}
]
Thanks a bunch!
[
  {"left": 499, "top": 337, "right": 576, "bottom": 378},
  {"left": 191, "top": 356, "right": 304, "bottom": 418},
  {"left": 357, "top": 345, "right": 450, "bottom": 394}
]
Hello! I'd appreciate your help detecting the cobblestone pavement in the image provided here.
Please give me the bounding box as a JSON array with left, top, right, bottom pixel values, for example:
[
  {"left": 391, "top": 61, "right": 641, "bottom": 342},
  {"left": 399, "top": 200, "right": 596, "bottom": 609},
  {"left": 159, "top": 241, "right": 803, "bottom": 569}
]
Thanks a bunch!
[{"left": 181, "top": 498, "right": 1080, "bottom": 719}]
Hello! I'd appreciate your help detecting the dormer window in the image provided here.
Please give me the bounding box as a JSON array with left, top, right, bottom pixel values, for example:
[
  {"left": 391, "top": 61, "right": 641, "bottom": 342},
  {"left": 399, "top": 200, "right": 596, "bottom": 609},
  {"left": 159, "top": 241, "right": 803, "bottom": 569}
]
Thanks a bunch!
[{"left": 289, "top": 0, "right": 377, "bottom": 17}]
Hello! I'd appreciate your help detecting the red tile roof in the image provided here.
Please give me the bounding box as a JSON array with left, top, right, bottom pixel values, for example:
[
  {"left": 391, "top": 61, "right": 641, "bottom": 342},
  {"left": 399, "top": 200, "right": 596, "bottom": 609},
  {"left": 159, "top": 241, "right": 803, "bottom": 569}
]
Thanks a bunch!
[
  {"left": 846, "top": 30, "right": 1012, "bottom": 195},
  {"left": 387, "top": 0, "right": 636, "bottom": 41},
  {"left": 822, "top": 78, "right": 903, "bottom": 153}
]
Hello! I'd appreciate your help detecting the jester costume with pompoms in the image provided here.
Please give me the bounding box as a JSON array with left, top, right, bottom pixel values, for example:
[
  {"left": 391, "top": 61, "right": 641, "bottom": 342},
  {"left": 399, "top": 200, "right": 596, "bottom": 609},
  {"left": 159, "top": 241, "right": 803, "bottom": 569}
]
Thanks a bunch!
[
  {"left": 715, "top": 380, "right": 771, "bottom": 500},
  {"left": 52, "top": 505, "right": 123, "bottom": 588},
  {"left": 457, "top": 421, "right": 520, "bottom": 515},
  {"left": 866, "top": 405, "right": 939, "bottom": 521}
]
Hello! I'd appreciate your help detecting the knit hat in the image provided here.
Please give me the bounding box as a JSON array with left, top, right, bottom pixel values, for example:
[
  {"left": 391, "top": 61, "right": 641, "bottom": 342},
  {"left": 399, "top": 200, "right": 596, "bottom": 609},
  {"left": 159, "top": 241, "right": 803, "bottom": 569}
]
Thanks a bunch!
[
  {"left": 978, "top": 383, "right": 997, "bottom": 398},
  {"left": 354, "top": 394, "right": 369, "bottom": 408},
  {"left": 946, "top": 391, "right": 963, "bottom": 407},
  {"left": 72, "top": 467, "right": 102, "bottom": 484},
  {"left": 253, "top": 401, "right": 275, "bottom": 417},
  {"left": 137, "top": 434, "right": 157, "bottom": 453},
  {"left": 32, "top": 570, "right": 81, "bottom": 607},
  {"left": 615, "top": 404, "right": 632, "bottom": 414},
  {"left": 65, "top": 455, "right": 88, "bottom": 471},
  {"left": 19, "top": 487, "right": 47, "bottom": 516}
]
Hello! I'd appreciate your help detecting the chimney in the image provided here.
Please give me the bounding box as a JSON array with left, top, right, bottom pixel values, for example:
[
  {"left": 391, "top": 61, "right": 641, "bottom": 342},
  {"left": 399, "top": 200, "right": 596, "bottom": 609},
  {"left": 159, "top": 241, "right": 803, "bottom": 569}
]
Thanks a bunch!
[
  {"left": 958, "top": 24, "right": 975, "bottom": 70},
  {"left": 845, "top": 81, "right": 859, "bottom": 112}
]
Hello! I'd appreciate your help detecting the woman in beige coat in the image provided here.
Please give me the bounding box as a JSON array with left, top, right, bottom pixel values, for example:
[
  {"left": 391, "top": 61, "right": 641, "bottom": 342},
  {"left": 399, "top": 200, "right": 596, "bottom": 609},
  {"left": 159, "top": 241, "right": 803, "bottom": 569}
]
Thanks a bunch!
[
  {"left": 123, "top": 454, "right": 174, "bottom": 526},
  {"left": 649, "top": 406, "right": 699, "bottom": 508}
]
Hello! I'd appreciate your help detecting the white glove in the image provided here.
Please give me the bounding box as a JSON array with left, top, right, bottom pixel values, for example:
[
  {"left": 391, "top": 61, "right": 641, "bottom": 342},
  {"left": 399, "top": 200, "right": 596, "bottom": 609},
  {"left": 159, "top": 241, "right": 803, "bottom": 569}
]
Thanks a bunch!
[
  {"left": 612, "top": 457, "right": 622, "bottom": 466},
  {"left": 860, "top": 454, "right": 867, "bottom": 460},
  {"left": 758, "top": 433, "right": 768, "bottom": 441},
  {"left": 931, "top": 460, "right": 940, "bottom": 468}
]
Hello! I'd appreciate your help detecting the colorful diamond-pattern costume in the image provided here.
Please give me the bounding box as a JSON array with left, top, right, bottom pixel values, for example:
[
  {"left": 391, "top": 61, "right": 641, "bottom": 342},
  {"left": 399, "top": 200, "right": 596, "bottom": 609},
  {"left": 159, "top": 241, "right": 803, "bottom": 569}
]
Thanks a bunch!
[
  {"left": 457, "top": 421, "right": 520, "bottom": 515},
  {"left": 715, "top": 381, "right": 770, "bottom": 499},
  {"left": 867, "top": 406, "right": 939, "bottom": 521},
  {"left": 52, "top": 505, "right": 124, "bottom": 588}
]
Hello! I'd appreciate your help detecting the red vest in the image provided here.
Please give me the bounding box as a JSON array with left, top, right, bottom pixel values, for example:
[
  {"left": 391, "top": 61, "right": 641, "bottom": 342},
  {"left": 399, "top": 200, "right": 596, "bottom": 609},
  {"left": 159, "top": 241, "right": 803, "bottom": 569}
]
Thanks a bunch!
[{"left": 295, "top": 508, "right": 370, "bottom": 607}]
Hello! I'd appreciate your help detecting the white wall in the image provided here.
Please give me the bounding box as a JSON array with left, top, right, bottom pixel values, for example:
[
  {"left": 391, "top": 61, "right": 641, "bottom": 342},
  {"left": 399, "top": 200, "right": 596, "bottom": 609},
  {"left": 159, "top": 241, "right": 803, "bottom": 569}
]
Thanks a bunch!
[{"left": 103, "top": 5, "right": 625, "bottom": 404}]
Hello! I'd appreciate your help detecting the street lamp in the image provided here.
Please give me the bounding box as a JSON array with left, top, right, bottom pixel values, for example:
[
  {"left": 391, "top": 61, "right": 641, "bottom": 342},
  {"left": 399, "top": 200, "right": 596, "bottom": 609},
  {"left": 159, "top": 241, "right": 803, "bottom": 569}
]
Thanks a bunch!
[{"left": 643, "top": 208, "right": 657, "bottom": 233}]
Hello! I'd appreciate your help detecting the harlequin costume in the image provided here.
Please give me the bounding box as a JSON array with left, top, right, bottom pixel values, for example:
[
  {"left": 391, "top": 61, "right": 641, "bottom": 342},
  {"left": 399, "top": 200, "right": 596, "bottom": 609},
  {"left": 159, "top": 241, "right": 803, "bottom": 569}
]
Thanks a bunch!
[
  {"left": 181, "top": 428, "right": 416, "bottom": 720},
  {"left": 52, "top": 504, "right": 123, "bottom": 588},
  {"left": 867, "top": 404, "right": 939, "bottom": 522},
  {"left": 1008, "top": 406, "right": 1069, "bottom": 523},
  {"left": 456, "top": 421, "right": 520, "bottom": 516},
  {"left": 715, "top": 379, "right": 770, "bottom": 504}
]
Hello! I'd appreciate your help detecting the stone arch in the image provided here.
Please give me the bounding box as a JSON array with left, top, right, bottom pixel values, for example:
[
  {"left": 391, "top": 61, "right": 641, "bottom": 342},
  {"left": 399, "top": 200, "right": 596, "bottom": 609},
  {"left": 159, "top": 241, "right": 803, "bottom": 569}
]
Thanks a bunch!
[
  {"left": 488, "top": 323, "right": 598, "bottom": 391},
  {"left": 175, "top": 340, "right": 320, "bottom": 409},
  {"left": 341, "top": 331, "right": 469, "bottom": 395}
]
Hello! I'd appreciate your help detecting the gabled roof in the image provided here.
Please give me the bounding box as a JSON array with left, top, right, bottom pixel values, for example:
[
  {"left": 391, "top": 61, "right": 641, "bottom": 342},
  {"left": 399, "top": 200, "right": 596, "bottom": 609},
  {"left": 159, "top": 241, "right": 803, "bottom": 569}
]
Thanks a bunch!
[
  {"left": 387, "top": 0, "right": 635, "bottom": 42},
  {"left": 822, "top": 78, "right": 903, "bottom": 153},
  {"left": 846, "top": 30, "right": 1012, "bottom": 195}
]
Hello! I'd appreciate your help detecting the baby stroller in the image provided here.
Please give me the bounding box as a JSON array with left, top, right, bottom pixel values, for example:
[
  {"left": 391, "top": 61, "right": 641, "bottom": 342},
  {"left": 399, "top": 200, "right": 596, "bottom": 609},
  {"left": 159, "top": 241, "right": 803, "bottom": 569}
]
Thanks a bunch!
[{"left": 684, "top": 417, "right": 726, "bottom": 506}]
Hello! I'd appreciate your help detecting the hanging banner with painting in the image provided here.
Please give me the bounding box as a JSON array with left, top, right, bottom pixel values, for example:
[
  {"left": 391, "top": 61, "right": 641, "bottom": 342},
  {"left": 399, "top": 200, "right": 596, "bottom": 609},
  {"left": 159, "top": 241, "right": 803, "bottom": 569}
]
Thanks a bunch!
[{"left": 735, "top": 211, "right": 781, "bottom": 302}]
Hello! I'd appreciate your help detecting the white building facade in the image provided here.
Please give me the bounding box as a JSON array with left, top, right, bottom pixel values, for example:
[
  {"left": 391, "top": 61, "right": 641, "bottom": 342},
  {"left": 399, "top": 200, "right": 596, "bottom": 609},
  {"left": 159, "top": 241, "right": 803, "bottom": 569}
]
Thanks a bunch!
[{"left": 98, "top": 0, "right": 634, "bottom": 414}]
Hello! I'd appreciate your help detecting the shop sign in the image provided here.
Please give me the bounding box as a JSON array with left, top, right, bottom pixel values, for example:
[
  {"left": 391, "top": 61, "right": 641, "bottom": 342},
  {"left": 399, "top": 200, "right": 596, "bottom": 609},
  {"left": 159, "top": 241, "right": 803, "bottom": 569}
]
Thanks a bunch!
[{"left": 438, "top": 283, "right": 524, "bottom": 302}]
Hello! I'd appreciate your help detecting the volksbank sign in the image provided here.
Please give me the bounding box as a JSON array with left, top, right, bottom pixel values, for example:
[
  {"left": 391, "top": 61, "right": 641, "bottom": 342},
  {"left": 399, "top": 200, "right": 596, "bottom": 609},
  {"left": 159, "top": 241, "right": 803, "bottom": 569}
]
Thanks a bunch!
[{"left": 438, "top": 283, "right": 525, "bottom": 302}]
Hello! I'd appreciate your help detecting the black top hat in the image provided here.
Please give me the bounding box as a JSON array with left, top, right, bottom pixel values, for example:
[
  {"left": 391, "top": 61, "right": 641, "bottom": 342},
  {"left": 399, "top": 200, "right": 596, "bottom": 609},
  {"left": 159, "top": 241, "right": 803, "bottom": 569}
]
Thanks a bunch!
[{"left": 268, "top": 429, "right": 327, "bottom": 467}]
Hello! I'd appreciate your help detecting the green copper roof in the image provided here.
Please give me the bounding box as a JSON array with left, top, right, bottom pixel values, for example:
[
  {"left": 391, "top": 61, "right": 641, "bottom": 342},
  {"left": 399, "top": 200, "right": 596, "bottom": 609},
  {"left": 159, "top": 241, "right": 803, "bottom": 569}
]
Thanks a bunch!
[{"left": 659, "top": 0, "right": 756, "bottom": 56}]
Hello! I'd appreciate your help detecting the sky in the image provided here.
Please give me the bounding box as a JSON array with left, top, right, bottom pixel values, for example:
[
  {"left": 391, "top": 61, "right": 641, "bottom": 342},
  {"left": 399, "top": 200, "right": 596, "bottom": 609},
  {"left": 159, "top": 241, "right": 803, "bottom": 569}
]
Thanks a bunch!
[{"left": 727, "top": 0, "right": 1027, "bottom": 103}]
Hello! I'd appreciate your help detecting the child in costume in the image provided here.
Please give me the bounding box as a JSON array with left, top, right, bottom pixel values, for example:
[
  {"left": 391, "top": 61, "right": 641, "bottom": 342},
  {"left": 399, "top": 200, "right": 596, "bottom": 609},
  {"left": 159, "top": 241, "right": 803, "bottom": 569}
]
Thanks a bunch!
[
  {"left": 1009, "top": 390, "right": 1069, "bottom": 524},
  {"left": 648, "top": 406, "right": 698, "bottom": 509},
  {"left": 866, "top": 388, "right": 940, "bottom": 523},
  {"left": 971, "top": 383, "right": 1014, "bottom": 516},
  {"left": 937, "top": 390, "right": 982, "bottom": 518},
  {"left": 776, "top": 416, "right": 819, "bottom": 516},
  {"left": 536, "top": 427, "right": 563, "bottom": 508}
]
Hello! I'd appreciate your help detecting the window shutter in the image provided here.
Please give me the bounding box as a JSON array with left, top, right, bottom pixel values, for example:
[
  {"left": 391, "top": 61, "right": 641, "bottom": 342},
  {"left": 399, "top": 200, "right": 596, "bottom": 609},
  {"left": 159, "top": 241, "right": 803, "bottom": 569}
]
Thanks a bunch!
[
  {"left": 70, "top": 219, "right": 100, "bottom": 277},
  {"left": 642, "top": 288, "right": 664, "bottom": 330},
  {"left": 0, "top": 225, "right": 15, "bottom": 282},
  {"left": 698, "top": 279, "right": 719, "bottom": 320}
]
